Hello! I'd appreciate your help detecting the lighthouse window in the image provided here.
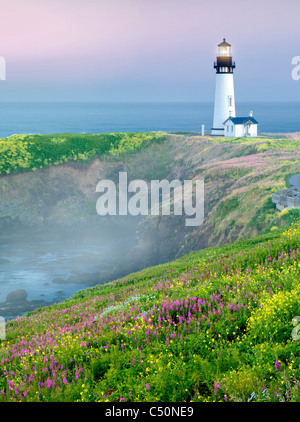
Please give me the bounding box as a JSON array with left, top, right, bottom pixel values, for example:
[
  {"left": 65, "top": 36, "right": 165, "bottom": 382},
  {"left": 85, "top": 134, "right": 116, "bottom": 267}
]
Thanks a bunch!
[{"left": 228, "top": 96, "right": 233, "bottom": 106}]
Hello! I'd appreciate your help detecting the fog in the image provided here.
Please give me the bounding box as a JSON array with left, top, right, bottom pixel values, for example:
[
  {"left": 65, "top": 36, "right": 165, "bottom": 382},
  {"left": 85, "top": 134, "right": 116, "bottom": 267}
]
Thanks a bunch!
[
  {"left": 0, "top": 215, "right": 144, "bottom": 320},
  {"left": 0, "top": 159, "right": 195, "bottom": 321}
]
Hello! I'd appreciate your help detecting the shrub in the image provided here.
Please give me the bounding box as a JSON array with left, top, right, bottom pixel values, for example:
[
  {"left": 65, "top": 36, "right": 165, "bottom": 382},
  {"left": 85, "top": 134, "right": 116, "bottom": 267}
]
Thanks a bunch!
[
  {"left": 247, "top": 287, "right": 300, "bottom": 343},
  {"left": 0, "top": 132, "right": 167, "bottom": 174}
]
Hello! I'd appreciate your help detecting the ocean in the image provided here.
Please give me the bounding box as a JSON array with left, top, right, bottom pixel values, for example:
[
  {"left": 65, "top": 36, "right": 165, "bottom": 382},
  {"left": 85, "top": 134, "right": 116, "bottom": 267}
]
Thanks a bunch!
[{"left": 0, "top": 101, "right": 300, "bottom": 138}]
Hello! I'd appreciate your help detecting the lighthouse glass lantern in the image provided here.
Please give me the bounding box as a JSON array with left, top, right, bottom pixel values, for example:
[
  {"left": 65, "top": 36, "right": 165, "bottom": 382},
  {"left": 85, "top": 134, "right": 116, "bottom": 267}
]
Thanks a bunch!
[
  {"left": 211, "top": 38, "right": 236, "bottom": 136},
  {"left": 217, "top": 42, "right": 231, "bottom": 57},
  {"left": 214, "top": 39, "right": 235, "bottom": 73}
]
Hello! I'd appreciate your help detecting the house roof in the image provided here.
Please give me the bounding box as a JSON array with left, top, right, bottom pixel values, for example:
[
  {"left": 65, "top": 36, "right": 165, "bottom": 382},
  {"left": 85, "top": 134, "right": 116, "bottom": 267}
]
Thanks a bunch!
[{"left": 224, "top": 116, "right": 259, "bottom": 125}]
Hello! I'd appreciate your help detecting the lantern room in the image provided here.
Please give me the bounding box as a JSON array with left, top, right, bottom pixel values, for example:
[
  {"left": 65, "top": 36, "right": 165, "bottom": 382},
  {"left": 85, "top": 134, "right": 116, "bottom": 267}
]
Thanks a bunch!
[
  {"left": 217, "top": 39, "right": 232, "bottom": 57},
  {"left": 214, "top": 38, "right": 235, "bottom": 73}
]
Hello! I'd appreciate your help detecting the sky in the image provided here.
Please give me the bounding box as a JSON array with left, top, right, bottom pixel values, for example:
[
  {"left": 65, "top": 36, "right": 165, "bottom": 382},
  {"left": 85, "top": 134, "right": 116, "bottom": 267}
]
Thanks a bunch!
[{"left": 0, "top": 0, "right": 300, "bottom": 102}]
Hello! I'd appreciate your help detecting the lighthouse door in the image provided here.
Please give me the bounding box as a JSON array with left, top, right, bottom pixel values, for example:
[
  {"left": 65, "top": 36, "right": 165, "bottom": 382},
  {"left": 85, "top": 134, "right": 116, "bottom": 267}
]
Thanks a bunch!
[{"left": 245, "top": 124, "right": 250, "bottom": 137}]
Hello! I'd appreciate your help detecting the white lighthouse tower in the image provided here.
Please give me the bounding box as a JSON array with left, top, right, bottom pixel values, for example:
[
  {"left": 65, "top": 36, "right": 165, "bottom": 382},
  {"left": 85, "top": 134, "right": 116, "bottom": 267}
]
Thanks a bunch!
[{"left": 211, "top": 39, "right": 236, "bottom": 136}]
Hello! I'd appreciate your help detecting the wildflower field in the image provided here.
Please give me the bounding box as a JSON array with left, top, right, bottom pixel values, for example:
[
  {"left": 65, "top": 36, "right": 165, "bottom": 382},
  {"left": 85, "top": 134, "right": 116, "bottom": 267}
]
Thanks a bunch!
[{"left": 1, "top": 221, "right": 300, "bottom": 402}]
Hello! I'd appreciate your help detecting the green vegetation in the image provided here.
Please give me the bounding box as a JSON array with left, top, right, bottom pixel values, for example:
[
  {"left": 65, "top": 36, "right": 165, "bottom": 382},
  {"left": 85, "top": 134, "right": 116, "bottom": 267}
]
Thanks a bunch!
[
  {"left": 0, "top": 132, "right": 167, "bottom": 174},
  {"left": 1, "top": 132, "right": 300, "bottom": 402},
  {"left": 210, "top": 136, "right": 300, "bottom": 151},
  {"left": 0, "top": 131, "right": 299, "bottom": 247},
  {"left": 1, "top": 222, "right": 300, "bottom": 402}
]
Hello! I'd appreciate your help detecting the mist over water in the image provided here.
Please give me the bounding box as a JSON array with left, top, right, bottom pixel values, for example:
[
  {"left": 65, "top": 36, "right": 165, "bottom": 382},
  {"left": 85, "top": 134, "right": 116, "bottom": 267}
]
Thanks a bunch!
[
  {"left": 0, "top": 238, "right": 118, "bottom": 303},
  {"left": 0, "top": 216, "right": 141, "bottom": 320}
]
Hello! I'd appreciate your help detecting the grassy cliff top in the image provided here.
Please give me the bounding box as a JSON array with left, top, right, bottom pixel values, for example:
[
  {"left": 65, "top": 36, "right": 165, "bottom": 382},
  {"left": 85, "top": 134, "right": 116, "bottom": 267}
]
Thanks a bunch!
[
  {"left": 0, "top": 132, "right": 168, "bottom": 175},
  {"left": 0, "top": 131, "right": 299, "bottom": 175}
]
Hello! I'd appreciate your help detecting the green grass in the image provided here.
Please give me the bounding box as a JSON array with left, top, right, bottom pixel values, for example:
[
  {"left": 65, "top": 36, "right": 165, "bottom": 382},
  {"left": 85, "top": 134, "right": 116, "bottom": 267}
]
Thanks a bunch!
[
  {"left": 1, "top": 221, "right": 300, "bottom": 402},
  {"left": 209, "top": 136, "right": 300, "bottom": 151},
  {"left": 3, "top": 132, "right": 299, "bottom": 176},
  {"left": 0, "top": 132, "right": 168, "bottom": 174}
]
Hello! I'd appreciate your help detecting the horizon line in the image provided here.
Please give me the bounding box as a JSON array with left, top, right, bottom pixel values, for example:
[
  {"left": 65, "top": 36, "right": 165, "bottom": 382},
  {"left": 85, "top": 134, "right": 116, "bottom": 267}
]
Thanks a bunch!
[{"left": 1, "top": 100, "right": 300, "bottom": 104}]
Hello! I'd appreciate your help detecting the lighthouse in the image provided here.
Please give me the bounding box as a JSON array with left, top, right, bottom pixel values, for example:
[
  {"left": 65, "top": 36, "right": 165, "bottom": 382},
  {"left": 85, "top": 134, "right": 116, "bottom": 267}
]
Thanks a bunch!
[{"left": 211, "top": 39, "right": 236, "bottom": 136}]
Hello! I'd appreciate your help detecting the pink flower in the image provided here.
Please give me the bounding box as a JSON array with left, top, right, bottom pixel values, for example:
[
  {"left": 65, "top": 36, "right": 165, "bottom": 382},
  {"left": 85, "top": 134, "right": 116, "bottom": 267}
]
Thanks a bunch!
[
  {"left": 46, "top": 379, "right": 53, "bottom": 389},
  {"left": 145, "top": 384, "right": 150, "bottom": 390},
  {"left": 214, "top": 382, "right": 219, "bottom": 395}
]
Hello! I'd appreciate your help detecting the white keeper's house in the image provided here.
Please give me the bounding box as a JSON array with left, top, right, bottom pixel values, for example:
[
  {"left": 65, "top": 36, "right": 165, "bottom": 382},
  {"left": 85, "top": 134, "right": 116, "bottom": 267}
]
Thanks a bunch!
[{"left": 224, "top": 111, "right": 259, "bottom": 137}]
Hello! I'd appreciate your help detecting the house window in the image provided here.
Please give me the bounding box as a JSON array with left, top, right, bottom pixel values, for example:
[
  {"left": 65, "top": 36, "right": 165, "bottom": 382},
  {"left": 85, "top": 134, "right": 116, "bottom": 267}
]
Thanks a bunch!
[{"left": 231, "top": 125, "right": 233, "bottom": 132}]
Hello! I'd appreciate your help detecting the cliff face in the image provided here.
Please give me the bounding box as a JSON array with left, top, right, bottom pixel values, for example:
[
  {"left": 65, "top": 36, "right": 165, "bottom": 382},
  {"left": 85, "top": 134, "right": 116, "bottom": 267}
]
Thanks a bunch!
[{"left": 0, "top": 158, "right": 115, "bottom": 236}]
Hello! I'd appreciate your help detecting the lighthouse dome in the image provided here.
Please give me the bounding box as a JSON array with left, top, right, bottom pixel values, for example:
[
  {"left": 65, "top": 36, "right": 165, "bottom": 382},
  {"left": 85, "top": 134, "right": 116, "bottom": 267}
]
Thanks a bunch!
[{"left": 218, "top": 38, "right": 231, "bottom": 47}]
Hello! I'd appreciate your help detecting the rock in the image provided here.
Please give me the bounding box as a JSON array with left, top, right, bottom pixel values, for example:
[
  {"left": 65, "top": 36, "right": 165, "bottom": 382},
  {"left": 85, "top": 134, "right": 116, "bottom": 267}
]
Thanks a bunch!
[
  {"left": 52, "top": 277, "right": 65, "bottom": 284},
  {"left": 6, "top": 289, "right": 28, "bottom": 303}
]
